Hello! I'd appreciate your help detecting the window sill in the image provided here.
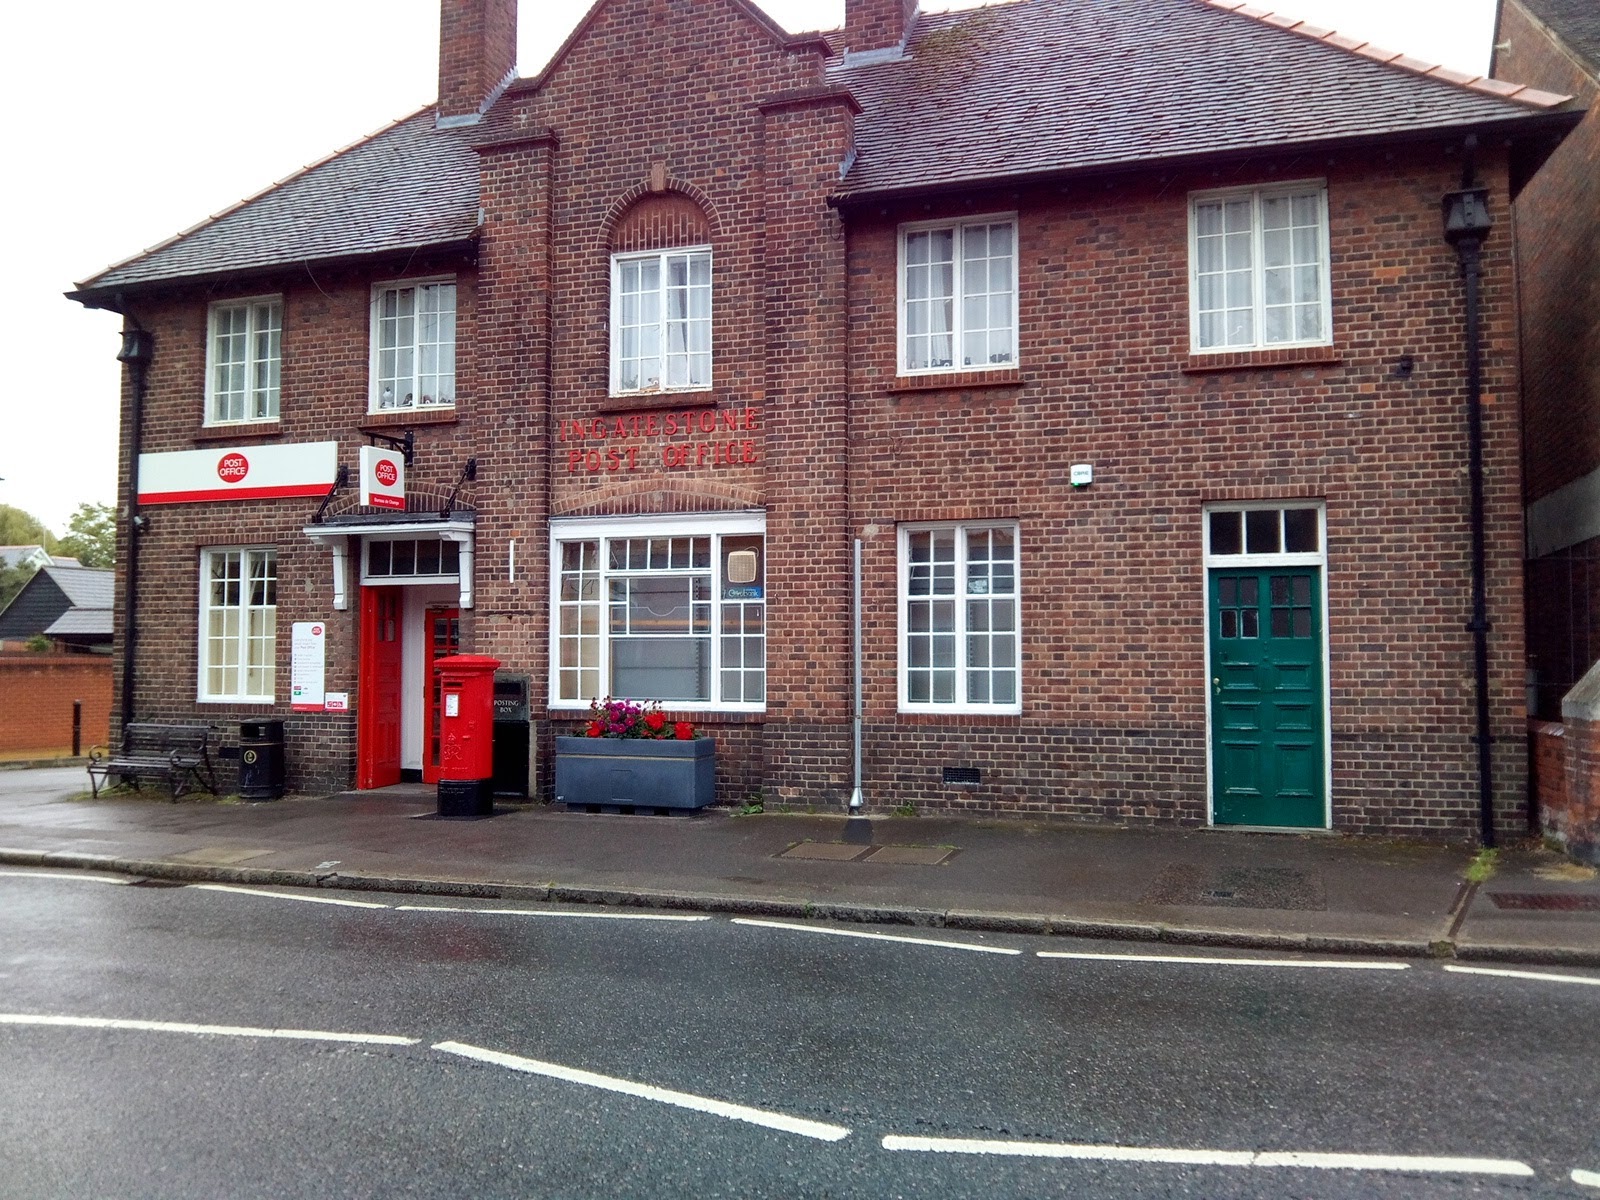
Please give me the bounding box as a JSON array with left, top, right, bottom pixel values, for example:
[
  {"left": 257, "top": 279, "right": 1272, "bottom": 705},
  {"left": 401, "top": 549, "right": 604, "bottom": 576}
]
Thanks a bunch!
[
  {"left": 194, "top": 421, "right": 281, "bottom": 443},
  {"left": 361, "top": 408, "right": 459, "bottom": 431},
  {"left": 1182, "top": 347, "right": 1342, "bottom": 374},
  {"left": 597, "top": 389, "right": 720, "bottom": 414},
  {"left": 888, "top": 368, "right": 1024, "bottom": 394},
  {"left": 545, "top": 707, "right": 765, "bottom": 726},
  {"left": 895, "top": 710, "right": 1023, "bottom": 725}
]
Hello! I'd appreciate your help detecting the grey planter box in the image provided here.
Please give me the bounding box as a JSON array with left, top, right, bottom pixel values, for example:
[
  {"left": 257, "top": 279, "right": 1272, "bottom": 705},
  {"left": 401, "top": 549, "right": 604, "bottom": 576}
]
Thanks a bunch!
[{"left": 554, "top": 736, "right": 716, "bottom": 810}]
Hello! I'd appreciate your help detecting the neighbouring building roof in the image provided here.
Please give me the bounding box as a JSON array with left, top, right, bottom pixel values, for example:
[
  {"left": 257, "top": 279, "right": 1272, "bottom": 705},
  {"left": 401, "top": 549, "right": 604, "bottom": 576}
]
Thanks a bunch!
[
  {"left": 1519, "top": 0, "right": 1600, "bottom": 68},
  {"left": 73, "top": 111, "right": 481, "bottom": 301},
  {"left": 44, "top": 608, "right": 114, "bottom": 638},
  {"left": 42, "top": 565, "right": 114, "bottom": 609},
  {"left": 71, "top": 0, "right": 1578, "bottom": 295},
  {"left": 0, "top": 545, "right": 53, "bottom": 571},
  {"left": 829, "top": 0, "right": 1574, "bottom": 199}
]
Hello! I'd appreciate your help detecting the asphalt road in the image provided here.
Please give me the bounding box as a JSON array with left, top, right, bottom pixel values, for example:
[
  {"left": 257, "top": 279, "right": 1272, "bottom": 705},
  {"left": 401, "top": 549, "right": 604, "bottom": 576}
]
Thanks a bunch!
[{"left": 2, "top": 868, "right": 1597, "bottom": 1198}]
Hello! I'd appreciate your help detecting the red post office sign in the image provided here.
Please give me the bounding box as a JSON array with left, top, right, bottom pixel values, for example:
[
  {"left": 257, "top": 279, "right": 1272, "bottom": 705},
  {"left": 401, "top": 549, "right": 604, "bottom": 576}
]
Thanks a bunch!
[{"left": 359, "top": 445, "right": 406, "bottom": 511}]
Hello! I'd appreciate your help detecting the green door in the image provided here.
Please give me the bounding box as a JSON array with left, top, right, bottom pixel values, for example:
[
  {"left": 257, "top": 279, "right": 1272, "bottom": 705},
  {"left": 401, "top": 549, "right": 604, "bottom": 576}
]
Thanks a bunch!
[{"left": 1209, "top": 568, "right": 1326, "bottom": 827}]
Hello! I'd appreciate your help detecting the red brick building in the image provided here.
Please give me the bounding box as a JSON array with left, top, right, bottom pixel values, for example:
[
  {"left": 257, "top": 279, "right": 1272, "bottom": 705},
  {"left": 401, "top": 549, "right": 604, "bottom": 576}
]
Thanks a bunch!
[{"left": 72, "top": 0, "right": 1584, "bottom": 838}]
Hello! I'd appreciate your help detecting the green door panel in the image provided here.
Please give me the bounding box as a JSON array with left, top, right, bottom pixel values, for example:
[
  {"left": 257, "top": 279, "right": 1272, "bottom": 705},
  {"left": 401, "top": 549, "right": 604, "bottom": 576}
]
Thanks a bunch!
[{"left": 1209, "top": 568, "right": 1326, "bottom": 827}]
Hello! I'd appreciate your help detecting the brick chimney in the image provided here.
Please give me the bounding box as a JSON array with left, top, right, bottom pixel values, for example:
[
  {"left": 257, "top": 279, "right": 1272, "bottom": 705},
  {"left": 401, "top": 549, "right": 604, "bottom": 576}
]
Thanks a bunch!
[
  {"left": 438, "top": 0, "right": 518, "bottom": 125},
  {"left": 844, "top": 0, "right": 918, "bottom": 54}
]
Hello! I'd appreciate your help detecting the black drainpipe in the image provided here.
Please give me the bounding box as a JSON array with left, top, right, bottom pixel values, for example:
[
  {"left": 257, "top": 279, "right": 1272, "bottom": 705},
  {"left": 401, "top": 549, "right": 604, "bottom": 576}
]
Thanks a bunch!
[
  {"left": 1441, "top": 136, "right": 1496, "bottom": 849},
  {"left": 116, "top": 322, "right": 154, "bottom": 731}
]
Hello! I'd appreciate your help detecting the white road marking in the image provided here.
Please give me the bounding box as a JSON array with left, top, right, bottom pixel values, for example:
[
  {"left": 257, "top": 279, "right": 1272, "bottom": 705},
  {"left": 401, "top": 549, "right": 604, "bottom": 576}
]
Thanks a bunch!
[
  {"left": 1444, "top": 964, "right": 1600, "bottom": 987},
  {"left": 0, "top": 870, "right": 126, "bottom": 885},
  {"left": 1037, "top": 950, "right": 1409, "bottom": 970},
  {"left": 398, "top": 905, "right": 708, "bottom": 921},
  {"left": 882, "top": 1136, "right": 1532, "bottom": 1176},
  {"left": 191, "top": 883, "right": 388, "bottom": 908},
  {"left": 1572, "top": 1167, "right": 1600, "bottom": 1188},
  {"left": 0, "top": 1012, "right": 418, "bottom": 1045},
  {"left": 433, "top": 1041, "right": 851, "bottom": 1142},
  {"left": 733, "top": 917, "right": 1021, "bottom": 955}
]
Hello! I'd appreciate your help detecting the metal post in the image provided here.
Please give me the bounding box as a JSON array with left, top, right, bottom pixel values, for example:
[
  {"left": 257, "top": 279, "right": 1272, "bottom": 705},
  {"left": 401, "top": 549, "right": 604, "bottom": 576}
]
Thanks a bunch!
[
  {"left": 72, "top": 701, "right": 82, "bottom": 757},
  {"left": 850, "top": 537, "right": 864, "bottom": 810}
]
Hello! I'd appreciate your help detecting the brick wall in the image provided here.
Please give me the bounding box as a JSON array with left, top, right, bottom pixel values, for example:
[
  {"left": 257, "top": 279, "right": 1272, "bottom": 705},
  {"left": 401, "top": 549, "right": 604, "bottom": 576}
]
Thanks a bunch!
[{"left": 0, "top": 653, "right": 111, "bottom": 757}]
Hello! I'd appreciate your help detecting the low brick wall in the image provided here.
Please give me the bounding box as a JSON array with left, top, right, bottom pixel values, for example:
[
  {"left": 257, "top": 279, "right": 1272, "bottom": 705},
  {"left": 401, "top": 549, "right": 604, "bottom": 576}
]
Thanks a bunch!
[
  {"left": 1531, "top": 660, "right": 1600, "bottom": 865},
  {"left": 0, "top": 653, "right": 112, "bottom": 758}
]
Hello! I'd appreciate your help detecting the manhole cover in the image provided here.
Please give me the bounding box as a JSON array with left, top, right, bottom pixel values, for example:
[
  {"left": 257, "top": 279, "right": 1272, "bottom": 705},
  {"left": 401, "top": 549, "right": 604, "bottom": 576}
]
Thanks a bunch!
[
  {"left": 862, "top": 845, "right": 956, "bottom": 866},
  {"left": 1145, "top": 864, "right": 1327, "bottom": 911},
  {"left": 1488, "top": 892, "right": 1600, "bottom": 912},
  {"left": 778, "top": 842, "right": 870, "bottom": 862}
]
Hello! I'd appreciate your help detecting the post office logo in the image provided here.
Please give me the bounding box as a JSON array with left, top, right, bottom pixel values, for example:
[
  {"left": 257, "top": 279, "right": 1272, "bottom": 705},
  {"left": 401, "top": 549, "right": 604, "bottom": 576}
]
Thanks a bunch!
[{"left": 217, "top": 452, "right": 250, "bottom": 484}]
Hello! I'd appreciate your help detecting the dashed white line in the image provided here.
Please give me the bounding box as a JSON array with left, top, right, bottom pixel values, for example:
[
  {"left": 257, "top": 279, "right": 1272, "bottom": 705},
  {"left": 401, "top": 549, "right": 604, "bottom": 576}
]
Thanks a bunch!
[
  {"left": 0, "top": 1012, "right": 417, "bottom": 1045},
  {"left": 398, "top": 905, "right": 708, "bottom": 921},
  {"left": 1572, "top": 1167, "right": 1600, "bottom": 1188},
  {"left": 433, "top": 1040, "right": 851, "bottom": 1141},
  {"left": 733, "top": 917, "right": 1021, "bottom": 955},
  {"left": 0, "top": 870, "right": 126, "bottom": 885},
  {"left": 881, "top": 1136, "right": 1532, "bottom": 1176},
  {"left": 1444, "top": 964, "right": 1600, "bottom": 987},
  {"left": 1037, "top": 951, "right": 1409, "bottom": 970},
  {"left": 191, "top": 883, "right": 388, "bottom": 908}
]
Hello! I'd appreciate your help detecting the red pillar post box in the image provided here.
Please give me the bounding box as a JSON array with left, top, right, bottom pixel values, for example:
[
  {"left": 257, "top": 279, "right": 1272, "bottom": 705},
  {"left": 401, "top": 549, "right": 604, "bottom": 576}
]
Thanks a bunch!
[{"left": 434, "top": 654, "right": 501, "bottom": 817}]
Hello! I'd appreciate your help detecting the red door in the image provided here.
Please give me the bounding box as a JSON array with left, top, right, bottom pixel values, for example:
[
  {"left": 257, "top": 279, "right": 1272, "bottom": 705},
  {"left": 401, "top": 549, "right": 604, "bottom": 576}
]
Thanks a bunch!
[
  {"left": 422, "top": 606, "right": 461, "bottom": 784},
  {"left": 357, "top": 587, "right": 404, "bottom": 789}
]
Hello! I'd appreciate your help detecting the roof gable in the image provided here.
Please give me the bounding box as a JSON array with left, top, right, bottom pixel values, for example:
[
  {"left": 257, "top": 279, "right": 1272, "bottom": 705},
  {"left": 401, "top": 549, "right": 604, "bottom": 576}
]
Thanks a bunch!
[
  {"left": 1518, "top": 0, "right": 1600, "bottom": 70},
  {"left": 831, "top": 0, "right": 1576, "bottom": 199}
]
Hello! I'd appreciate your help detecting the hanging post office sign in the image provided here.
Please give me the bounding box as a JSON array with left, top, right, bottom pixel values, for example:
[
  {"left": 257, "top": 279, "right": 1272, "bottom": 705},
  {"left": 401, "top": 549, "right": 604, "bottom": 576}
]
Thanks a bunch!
[
  {"left": 359, "top": 445, "right": 406, "bottom": 511},
  {"left": 138, "top": 442, "right": 338, "bottom": 505}
]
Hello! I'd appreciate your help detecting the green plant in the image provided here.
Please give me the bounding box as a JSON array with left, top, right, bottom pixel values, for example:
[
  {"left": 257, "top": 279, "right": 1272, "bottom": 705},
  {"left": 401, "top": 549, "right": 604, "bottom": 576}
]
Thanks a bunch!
[
  {"left": 1465, "top": 848, "right": 1499, "bottom": 884},
  {"left": 894, "top": 801, "right": 918, "bottom": 817},
  {"left": 737, "top": 794, "right": 765, "bottom": 816}
]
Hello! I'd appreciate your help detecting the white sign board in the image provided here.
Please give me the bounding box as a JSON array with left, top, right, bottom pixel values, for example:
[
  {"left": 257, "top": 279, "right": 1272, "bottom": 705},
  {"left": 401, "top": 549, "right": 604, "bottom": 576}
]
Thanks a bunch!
[
  {"left": 290, "top": 622, "right": 327, "bottom": 712},
  {"left": 324, "top": 692, "right": 350, "bottom": 713},
  {"left": 359, "top": 445, "right": 406, "bottom": 511},
  {"left": 138, "top": 442, "right": 338, "bottom": 505}
]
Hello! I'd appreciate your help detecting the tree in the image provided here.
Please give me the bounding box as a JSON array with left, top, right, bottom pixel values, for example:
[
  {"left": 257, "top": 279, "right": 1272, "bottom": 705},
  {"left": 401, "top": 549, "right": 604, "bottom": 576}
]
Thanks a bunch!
[
  {"left": 57, "top": 502, "right": 116, "bottom": 569},
  {"left": 0, "top": 560, "right": 34, "bottom": 612},
  {"left": 0, "top": 505, "right": 60, "bottom": 553}
]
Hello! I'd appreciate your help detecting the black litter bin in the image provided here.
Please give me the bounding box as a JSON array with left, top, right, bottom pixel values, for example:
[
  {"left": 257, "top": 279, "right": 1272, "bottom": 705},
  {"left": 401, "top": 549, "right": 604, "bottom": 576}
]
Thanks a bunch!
[
  {"left": 492, "top": 674, "right": 530, "bottom": 798},
  {"left": 238, "top": 719, "right": 285, "bottom": 800}
]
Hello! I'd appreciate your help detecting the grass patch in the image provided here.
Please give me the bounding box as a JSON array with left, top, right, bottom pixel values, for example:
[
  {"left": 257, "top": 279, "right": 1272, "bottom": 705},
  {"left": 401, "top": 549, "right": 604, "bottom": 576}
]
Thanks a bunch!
[{"left": 1464, "top": 848, "right": 1499, "bottom": 884}]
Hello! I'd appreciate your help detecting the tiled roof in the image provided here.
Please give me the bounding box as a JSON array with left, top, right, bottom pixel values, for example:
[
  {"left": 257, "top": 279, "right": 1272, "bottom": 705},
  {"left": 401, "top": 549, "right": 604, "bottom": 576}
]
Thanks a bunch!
[
  {"left": 1521, "top": 0, "right": 1600, "bottom": 69},
  {"left": 74, "top": 111, "right": 481, "bottom": 297},
  {"left": 42, "top": 565, "right": 115, "bottom": 609},
  {"left": 829, "top": 0, "right": 1576, "bottom": 199},
  {"left": 44, "top": 608, "right": 114, "bottom": 638}
]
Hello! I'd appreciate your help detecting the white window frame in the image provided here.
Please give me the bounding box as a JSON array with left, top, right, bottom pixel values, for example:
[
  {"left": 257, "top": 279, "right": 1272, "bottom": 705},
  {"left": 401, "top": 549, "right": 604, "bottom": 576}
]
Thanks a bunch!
[
  {"left": 197, "top": 546, "right": 278, "bottom": 704},
  {"left": 609, "top": 247, "right": 713, "bottom": 396},
  {"left": 897, "top": 213, "right": 1018, "bottom": 377},
  {"left": 1188, "top": 182, "right": 1332, "bottom": 354},
  {"left": 549, "top": 513, "right": 765, "bottom": 713},
  {"left": 897, "top": 522, "right": 1022, "bottom": 714},
  {"left": 204, "top": 296, "right": 282, "bottom": 426},
  {"left": 369, "top": 277, "right": 457, "bottom": 412}
]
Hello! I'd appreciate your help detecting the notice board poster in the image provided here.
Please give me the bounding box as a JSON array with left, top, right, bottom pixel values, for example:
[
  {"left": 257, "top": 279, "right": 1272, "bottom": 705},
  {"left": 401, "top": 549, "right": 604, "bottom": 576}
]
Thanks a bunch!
[{"left": 290, "top": 622, "right": 326, "bottom": 712}]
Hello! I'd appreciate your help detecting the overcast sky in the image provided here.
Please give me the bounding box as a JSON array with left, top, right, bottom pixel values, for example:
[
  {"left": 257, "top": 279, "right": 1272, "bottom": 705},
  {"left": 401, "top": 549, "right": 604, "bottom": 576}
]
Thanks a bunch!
[{"left": 0, "top": 0, "right": 1499, "bottom": 535}]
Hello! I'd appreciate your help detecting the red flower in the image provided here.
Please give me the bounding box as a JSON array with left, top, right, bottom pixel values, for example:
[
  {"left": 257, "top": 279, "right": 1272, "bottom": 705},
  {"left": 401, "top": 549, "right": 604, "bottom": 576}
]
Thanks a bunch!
[
  {"left": 585, "top": 721, "right": 603, "bottom": 738},
  {"left": 644, "top": 711, "right": 667, "bottom": 733},
  {"left": 674, "top": 721, "right": 695, "bottom": 740}
]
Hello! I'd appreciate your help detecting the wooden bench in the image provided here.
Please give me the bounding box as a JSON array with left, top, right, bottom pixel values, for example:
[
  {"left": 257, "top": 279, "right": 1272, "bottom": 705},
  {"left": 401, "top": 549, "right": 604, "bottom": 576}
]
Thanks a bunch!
[{"left": 87, "top": 723, "right": 217, "bottom": 799}]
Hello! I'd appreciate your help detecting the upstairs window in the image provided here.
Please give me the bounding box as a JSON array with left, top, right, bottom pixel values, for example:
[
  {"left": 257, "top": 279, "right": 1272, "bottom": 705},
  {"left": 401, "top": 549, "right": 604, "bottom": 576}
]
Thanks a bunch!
[
  {"left": 1190, "top": 184, "right": 1330, "bottom": 352},
  {"left": 899, "top": 216, "right": 1016, "bottom": 374},
  {"left": 206, "top": 297, "right": 281, "bottom": 424},
  {"left": 611, "top": 249, "right": 712, "bottom": 394},
  {"left": 371, "top": 280, "right": 456, "bottom": 410}
]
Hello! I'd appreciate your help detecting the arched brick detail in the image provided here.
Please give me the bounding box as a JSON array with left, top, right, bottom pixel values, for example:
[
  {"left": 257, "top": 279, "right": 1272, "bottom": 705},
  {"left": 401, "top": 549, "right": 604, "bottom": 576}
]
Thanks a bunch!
[
  {"left": 611, "top": 194, "right": 712, "bottom": 253},
  {"left": 601, "top": 178, "right": 722, "bottom": 249},
  {"left": 553, "top": 477, "right": 763, "bottom": 518}
]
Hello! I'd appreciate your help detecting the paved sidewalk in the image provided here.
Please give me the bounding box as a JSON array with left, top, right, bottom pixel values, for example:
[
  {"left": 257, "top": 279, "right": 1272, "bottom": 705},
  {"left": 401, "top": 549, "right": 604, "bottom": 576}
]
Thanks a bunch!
[{"left": 1, "top": 766, "right": 1597, "bottom": 966}]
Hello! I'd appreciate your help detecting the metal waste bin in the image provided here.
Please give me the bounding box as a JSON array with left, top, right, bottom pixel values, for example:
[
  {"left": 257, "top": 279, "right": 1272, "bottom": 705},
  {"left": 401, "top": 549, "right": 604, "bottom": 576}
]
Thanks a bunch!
[
  {"left": 238, "top": 719, "right": 285, "bottom": 800},
  {"left": 492, "top": 674, "right": 530, "bottom": 798}
]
